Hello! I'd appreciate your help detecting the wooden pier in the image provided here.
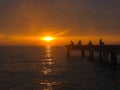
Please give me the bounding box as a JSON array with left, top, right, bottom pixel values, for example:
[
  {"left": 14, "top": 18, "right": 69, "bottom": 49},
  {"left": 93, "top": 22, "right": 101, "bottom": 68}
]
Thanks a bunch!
[{"left": 66, "top": 44, "right": 120, "bottom": 65}]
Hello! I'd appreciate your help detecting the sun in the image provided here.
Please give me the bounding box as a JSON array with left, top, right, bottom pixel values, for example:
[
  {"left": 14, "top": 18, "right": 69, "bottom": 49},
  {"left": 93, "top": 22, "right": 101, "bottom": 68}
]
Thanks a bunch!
[
  {"left": 41, "top": 36, "right": 55, "bottom": 41},
  {"left": 44, "top": 36, "right": 54, "bottom": 41}
]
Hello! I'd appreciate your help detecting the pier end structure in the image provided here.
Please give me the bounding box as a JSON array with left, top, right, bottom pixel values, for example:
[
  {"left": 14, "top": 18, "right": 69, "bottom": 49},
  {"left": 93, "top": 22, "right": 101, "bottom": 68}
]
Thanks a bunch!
[{"left": 66, "top": 44, "right": 120, "bottom": 65}]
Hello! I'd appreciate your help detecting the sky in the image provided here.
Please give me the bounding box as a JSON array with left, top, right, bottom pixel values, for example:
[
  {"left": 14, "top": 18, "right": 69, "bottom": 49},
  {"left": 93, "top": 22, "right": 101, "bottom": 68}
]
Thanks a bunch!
[{"left": 0, "top": 0, "right": 120, "bottom": 46}]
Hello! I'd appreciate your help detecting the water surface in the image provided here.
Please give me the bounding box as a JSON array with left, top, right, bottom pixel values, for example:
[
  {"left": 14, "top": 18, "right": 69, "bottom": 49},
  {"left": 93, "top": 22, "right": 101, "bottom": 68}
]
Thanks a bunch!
[{"left": 0, "top": 46, "right": 120, "bottom": 90}]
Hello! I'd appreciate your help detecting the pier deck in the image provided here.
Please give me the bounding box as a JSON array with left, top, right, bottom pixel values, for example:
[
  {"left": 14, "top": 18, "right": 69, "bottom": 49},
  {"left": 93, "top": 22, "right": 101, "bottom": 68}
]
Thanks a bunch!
[{"left": 66, "top": 45, "right": 120, "bottom": 65}]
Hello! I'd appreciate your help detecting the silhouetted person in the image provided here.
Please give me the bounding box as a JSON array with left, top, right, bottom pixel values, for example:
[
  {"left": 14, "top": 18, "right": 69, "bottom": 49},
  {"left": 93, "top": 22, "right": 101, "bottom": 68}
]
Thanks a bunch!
[
  {"left": 99, "top": 38, "right": 105, "bottom": 60},
  {"left": 70, "top": 40, "right": 74, "bottom": 47},
  {"left": 77, "top": 40, "right": 82, "bottom": 46},
  {"left": 88, "top": 40, "right": 93, "bottom": 46},
  {"left": 99, "top": 38, "right": 104, "bottom": 45}
]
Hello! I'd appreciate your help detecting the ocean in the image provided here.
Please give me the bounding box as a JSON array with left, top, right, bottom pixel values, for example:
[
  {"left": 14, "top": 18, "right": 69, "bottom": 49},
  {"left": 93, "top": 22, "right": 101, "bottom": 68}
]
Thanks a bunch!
[{"left": 0, "top": 46, "right": 120, "bottom": 90}]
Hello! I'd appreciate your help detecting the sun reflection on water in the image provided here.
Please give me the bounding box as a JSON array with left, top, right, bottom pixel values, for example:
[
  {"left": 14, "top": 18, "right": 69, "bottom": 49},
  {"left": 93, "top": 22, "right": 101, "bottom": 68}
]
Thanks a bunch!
[
  {"left": 42, "top": 59, "right": 54, "bottom": 65},
  {"left": 37, "top": 80, "right": 62, "bottom": 90},
  {"left": 41, "top": 46, "right": 53, "bottom": 75},
  {"left": 41, "top": 67, "right": 52, "bottom": 75},
  {"left": 39, "top": 46, "right": 59, "bottom": 90}
]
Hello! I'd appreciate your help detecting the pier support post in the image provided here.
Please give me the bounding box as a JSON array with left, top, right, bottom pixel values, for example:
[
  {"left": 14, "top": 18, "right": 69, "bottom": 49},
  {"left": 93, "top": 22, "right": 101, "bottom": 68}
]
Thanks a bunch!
[
  {"left": 99, "top": 51, "right": 106, "bottom": 61},
  {"left": 111, "top": 52, "right": 117, "bottom": 65},
  {"left": 89, "top": 49, "right": 94, "bottom": 60},
  {"left": 81, "top": 49, "right": 85, "bottom": 58},
  {"left": 99, "top": 51, "right": 102, "bottom": 61},
  {"left": 104, "top": 52, "right": 109, "bottom": 62}
]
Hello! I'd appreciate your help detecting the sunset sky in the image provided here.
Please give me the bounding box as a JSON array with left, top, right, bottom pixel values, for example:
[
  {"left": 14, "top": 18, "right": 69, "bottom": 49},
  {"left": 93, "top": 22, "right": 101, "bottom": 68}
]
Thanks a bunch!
[{"left": 0, "top": 0, "right": 120, "bottom": 46}]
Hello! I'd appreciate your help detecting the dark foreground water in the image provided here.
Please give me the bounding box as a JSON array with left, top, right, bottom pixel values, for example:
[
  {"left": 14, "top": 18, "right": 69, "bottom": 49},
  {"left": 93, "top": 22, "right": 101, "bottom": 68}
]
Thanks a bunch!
[{"left": 0, "top": 46, "right": 120, "bottom": 90}]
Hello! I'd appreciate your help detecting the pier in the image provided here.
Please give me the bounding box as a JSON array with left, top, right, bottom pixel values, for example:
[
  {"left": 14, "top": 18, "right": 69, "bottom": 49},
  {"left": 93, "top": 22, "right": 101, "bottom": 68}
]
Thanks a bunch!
[{"left": 66, "top": 44, "right": 120, "bottom": 65}]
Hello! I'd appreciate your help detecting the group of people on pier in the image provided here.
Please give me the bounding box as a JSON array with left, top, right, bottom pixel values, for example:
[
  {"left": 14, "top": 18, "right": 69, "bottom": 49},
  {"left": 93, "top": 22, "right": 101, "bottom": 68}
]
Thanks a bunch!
[
  {"left": 67, "top": 38, "right": 119, "bottom": 65},
  {"left": 69, "top": 38, "right": 104, "bottom": 47}
]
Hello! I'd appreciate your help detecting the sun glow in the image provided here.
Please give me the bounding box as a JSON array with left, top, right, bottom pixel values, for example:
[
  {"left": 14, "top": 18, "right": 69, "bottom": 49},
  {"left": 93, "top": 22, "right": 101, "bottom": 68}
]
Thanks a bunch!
[{"left": 41, "top": 36, "right": 55, "bottom": 41}]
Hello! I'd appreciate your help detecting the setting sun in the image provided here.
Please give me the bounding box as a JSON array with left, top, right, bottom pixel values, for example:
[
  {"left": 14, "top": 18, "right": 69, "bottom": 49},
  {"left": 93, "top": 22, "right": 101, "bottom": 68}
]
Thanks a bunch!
[{"left": 41, "top": 36, "right": 55, "bottom": 41}]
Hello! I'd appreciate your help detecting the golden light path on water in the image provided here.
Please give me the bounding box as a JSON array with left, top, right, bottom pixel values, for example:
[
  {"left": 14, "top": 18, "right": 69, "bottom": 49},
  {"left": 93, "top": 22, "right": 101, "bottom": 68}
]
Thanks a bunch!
[
  {"left": 41, "top": 46, "right": 53, "bottom": 75},
  {"left": 37, "top": 46, "right": 61, "bottom": 90}
]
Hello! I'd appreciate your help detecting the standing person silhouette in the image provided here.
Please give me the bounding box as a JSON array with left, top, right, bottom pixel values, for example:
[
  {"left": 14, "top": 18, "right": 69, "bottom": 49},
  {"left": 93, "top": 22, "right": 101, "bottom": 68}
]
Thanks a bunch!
[
  {"left": 70, "top": 40, "right": 74, "bottom": 47},
  {"left": 99, "top": 38, "right": 104, "bottom": 45},
  {"left": 88, "top": 40, "right": 93, "bottom": 46},
  {"left": 77, "top": 40, "right": 82, "bottom": 46},
  {"left": 99, "top": 38, "right": 106, "bottom": 60}
]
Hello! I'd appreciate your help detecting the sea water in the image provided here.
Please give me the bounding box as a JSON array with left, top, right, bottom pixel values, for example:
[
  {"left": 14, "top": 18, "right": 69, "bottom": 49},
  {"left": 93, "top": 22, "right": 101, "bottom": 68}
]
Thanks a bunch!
[{"left": 0, "top": 46, "right": 120, "bottom": 90}]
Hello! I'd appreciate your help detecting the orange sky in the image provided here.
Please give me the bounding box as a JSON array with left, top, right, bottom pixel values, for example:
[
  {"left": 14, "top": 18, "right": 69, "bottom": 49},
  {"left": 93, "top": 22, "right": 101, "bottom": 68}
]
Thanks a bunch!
[
  {"left": 0, "top": 34, "right": 120, "bottom": 46},
  {"left": 0, "top": 0, "right": 120, "bottom": 46}
]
